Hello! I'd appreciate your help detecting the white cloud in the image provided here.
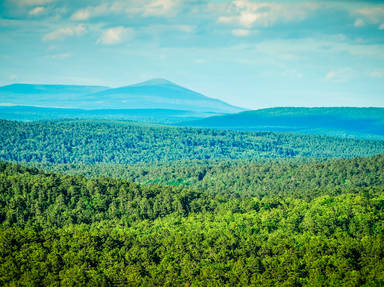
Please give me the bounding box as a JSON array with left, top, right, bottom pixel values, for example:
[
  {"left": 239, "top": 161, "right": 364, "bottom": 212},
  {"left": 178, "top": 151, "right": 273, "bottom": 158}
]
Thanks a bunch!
[
  {"left": 175, "top": 25, "right": 194, "bottom": 33},
  {"left": 369, "top": 71, "right": 383, "bottom": 78},
  {"left": 70, "top": 0, "right": 180, "bottom": 21},
  {"left": 142, "top": 0, "right": 179, "bottom": 16},
  {"left": 43, "top": 24, "right": 86, "bottom": 41},
  {"left": 354, "top": 7, "right": 384, "bottom": 30},
  {"left": 357, "top": 7, "right": 384, "bottom": 23},
  {"left": 97, "top": 26, "right": 133, "bottom": 45},
  {"left": 29, "top": 6, "right": 45, "bottom": 16},
  {"left": 71, "top": 10, "right": 90, "bottom": 21},
  {"left": 325, "top": 68, "right": 355, "bottom": 83},
  {"left": 232, "top": 29, "right": 250, "bottom": 36},
  {"left": 13, "top": 0, "right": 53, "bottom": 6},
  {"left": 325, "top": 71, "right": 336, "bottom": 80},
  {"left": 354, "top": 18, "right": 365, "bottom": 27},
  {"left": 71, "top": 4, "right": 108, "bottom": 21},
  {"left": 238, "top": 12, "right": 259, "bottom": 27},
  {"left": 49, "top": 53, "right": 71, "bottom": 59},
  {"left": 354, "top": 7, "right": 384, "bottom": 29},
  {"left": 218, "top": 16, "right": 232, "bottom": 24},
  {"left": 218, "top": 0, "right": 319, "bottom": 28}
]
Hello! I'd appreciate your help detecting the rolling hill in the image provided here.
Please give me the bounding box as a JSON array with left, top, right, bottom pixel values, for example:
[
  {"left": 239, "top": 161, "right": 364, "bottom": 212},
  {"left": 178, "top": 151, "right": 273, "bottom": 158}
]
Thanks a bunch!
[{"left": 180, "top": 107, "right": 384, "bottom": 140}]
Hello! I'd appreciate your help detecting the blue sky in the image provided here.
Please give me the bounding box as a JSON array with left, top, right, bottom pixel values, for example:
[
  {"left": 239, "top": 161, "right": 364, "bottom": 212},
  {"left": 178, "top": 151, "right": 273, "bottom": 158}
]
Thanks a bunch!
[{"left": 0, "top": 0, "right": 383, "bottom": 109}]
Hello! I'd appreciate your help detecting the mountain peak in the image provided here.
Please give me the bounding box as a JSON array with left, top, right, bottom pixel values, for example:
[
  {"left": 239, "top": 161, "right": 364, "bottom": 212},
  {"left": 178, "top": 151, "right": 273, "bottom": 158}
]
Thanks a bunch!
[
  {"left": 0, "top": 79, "right": 244, "bottom": 114},
  {"left": 132, "top": 78, "right": 175, "bottom": 87}
]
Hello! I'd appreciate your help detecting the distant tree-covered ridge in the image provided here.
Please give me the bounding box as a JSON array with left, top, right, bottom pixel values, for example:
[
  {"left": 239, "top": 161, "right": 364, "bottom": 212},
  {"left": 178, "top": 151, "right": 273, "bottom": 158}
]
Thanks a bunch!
[
  {"left": 1, "top": 120, "right": 384, "bottom": 165},
  {"left": 180, "top": 107, "right": 384, "bottom": 140},
  {"left": 0, "top": 106, "right": 215, "bottom": 124},
  {"left": 0, "top": 161, "right": 383, "bottom": 286}
]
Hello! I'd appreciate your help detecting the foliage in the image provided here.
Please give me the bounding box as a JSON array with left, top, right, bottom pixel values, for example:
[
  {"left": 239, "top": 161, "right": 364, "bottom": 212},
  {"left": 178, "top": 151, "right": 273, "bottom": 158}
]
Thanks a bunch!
[
  {"left": 0, "top": 161, "right": 384, "bottom": 286},
  {"left": 1, "top": 120, "right": 384, "bottom": 166},
  {"left": 1, "top": 119, "right": 384, "bottom": 285},
  {"left": 36, "top": 155, "right": 384, "bottom": 200}
]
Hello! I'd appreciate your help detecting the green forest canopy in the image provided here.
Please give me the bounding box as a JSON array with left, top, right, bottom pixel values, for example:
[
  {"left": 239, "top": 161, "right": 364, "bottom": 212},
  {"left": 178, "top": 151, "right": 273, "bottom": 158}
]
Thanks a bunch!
[
  {"left": 1, "top": 120, "right": 384, "bottom": 165},
  {"left": 1, "top": 118, "right": 384, "bottom": 286},
  {"left": 35, "top": 154, "right": 384, "bottom": 200},
  {"left": 0, "top": 160, "right": 383, "bottom": 286}
]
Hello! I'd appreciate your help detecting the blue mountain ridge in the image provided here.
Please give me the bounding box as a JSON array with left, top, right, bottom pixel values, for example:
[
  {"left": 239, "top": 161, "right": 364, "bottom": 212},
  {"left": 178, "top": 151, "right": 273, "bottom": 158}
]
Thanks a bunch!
[
  {"left": 0, "top": 79, "right": 243, "bottom": 114},
  {"left": 179, "top": 107, "right": 384, "bottom": 140}
]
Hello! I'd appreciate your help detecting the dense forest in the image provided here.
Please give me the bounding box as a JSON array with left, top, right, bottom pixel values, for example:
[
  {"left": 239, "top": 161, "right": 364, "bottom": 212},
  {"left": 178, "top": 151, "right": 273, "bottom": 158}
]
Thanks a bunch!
[
  {"left": 1, "top": 120, "right": 384, "bottom": 165},
  {"left": 1, "top": 118, "right": 384, "bottom": 285},
  {"left": 35, "top": 155, "right": 384, "bottom": 200},
  {"left": 0, "top": 161, "right": 383, "bottom": 286}
]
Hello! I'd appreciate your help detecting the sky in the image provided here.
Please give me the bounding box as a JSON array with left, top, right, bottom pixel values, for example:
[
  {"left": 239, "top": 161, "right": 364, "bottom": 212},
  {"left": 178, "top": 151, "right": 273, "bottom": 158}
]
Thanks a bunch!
[{"left": 0, "top": 0, "right": 384, "bottom": 109}]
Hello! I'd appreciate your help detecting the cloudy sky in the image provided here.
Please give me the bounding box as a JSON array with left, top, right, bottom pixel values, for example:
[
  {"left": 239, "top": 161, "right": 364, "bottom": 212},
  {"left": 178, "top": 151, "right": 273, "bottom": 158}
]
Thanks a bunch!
[{"left": 1, "top": 0, "right": 383, "bottom": 109}]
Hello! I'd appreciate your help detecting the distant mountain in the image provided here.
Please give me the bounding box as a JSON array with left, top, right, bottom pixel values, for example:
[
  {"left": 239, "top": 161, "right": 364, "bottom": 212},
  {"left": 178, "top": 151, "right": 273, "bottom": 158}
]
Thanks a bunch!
[
  {"left": 0, "top": 84, "right": 108, "bottom": 107},
  {"left": 81, "top": 79, "right": 243, "bottom": 113},
  {"left": 180, "top": 107, "right": 384, "bottom": 140},
  {"left": 0, "top": 79, "right": 243, "bottom": 114},
  {"left": 0, "top": 106, "right": 218, "bottom": 124}
]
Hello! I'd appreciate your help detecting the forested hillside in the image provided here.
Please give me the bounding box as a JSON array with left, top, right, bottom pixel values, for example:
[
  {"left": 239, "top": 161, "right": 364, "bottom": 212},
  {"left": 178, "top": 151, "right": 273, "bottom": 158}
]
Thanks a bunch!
[
  {"left": 1, "top": 120, "right": 384, "bottom": 165},
  {"left": 181, "top": 107, "right": 384, "bottom": 140},
  {"left": 1, "top": 119, "right": 384, "bottom": 286},
  {"left": 0, "top": 161, "right": 383, "bottom": 286},
  {"left": 39, "top": 155, "right": 384, "bottom": 199}
]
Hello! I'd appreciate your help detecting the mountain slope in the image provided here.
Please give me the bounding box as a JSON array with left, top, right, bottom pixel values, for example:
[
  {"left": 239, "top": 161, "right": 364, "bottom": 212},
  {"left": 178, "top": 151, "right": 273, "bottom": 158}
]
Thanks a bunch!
[
  {"left": 0, "top": 84, "right": 108, "bottom": 107},
  {"left": 180, "top": 107, "right": 384, "bottom": 140},
  {"left": 83, "top": 79, "right": 243, "bottom": 113},
  {"left": 0, "top": 79, "right": 243, "bottom": 114}
]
